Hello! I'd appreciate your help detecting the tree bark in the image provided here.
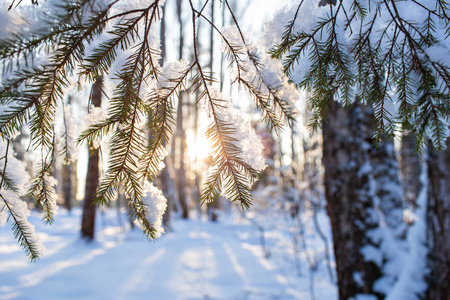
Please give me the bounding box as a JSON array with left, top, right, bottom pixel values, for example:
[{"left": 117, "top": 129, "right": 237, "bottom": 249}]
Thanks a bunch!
[
  {"left": 324, "top": 102, "right": 407, "bottom": 299},
  {"left": 323, "top": 103, "right": 382, "bottom": 299},
  {"left": 81, "top": 77, "right": 102, "bottom": 240},
  {"left": 427, "top": 137, "right": 450, "bottom": 300}
]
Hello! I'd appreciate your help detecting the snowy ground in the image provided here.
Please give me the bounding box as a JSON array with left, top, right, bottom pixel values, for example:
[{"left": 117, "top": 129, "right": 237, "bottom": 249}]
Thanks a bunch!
[{"left": 0, "top": 209, "right": 337, "bottom": 300}]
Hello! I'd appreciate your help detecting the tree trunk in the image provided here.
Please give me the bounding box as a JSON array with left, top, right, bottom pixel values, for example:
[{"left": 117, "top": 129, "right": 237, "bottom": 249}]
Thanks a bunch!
[
  {"left": 62, "top": 163, "right": 72, "bottom": 211},
  {"left": 323, "top": 103, "right": 382, "bottom": 299},
  {"left": 176, "top": 95, "right": 189, "bottom": 219},
  {"left": 427, "top": 137, "right": 450, "bottom": 300},
  {"left": 81, "top": 77, "right": 102, "bottom": 240},
  {"left": 62, "top": 96, "right": 75, "bottom": 212},
  {"left": 176, "top": 0, "right": 183, "bottom": 60},
  {"left": 174, "top": 0, "right": 188, "bottom": 219},
  {"left": 207, "top": 0, "right": 219, "bottom": 222},
  {"left": 158, "top": 3, "right": 174, "bottom": 230},
  {"left": 322, "top": 102, "right": 410, "bottom": 299},
  {"left": 399, "top": 132, "right": 421, "bottom": 210}
]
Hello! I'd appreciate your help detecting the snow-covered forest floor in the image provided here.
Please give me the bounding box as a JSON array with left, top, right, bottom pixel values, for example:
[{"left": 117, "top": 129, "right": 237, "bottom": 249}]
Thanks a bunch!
[{"left": 0, "top": 208, "right": 337, "bottom": 299}]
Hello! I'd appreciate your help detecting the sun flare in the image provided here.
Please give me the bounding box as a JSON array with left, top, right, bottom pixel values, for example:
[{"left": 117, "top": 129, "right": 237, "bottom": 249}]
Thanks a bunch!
[{"left": 187, "top": 132, "right": 211, "bottom": 163}]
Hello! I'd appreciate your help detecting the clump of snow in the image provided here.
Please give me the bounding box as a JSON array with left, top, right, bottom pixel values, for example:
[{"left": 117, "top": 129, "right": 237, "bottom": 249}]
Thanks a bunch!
[
  {"left": 136, "top": 181, "right": 167, "bottom": 239},
  {"left": 221, "top": 25, "right": 255, "bottom": 53},
  {"left": 361, "top": 244, "right": 383, "bottom": 267},
  {"left": 82, "top": 105, "right": 108, "bottom": 130},
  {"left": 352, "top": 295, "right": 378, "bottom": 300},
  {"left": 201, "top": 87, "right": 266, "bottom": 174},
  {"left": 0, "top": 138, "right": 32, "bottom": 227},
  {"left": 156, "top": 60, "right": 190, "bottom": 96},
  {"left": 81, "top": 105, "right": 108, "bottom": 150},
  {"left": 385, "top": 157, "right": 429, "bottom": 300},
  {"left": 112, "top": 0, "right": 166, "bottom": 17},
  {"left": 216, "top": 102, "right": 266, "bottom": 172},
  {"left": 221, "top": 25, "right": 299, "bottom": 124},
  {"left": 0, "top": 140, "right": 30, "bottom": 196}
]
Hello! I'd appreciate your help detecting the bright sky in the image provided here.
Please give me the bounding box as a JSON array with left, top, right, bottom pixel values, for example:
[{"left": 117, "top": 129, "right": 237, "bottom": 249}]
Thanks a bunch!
[{"left": 242, "top": 0, "right": 295, "bottom": 38}]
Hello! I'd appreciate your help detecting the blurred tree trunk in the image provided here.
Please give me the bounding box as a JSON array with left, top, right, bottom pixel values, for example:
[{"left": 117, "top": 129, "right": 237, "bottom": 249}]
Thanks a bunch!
[
  {"left": 61, "top": 164, "right": 72, "bottom": 211},
  {"left": 219, "top": 0, "right": 225, "bottom": 92},
  {"left": 207, "top": 0, "right": 219, "bottom": 222},
  {"left": 192, "top": 86, "right": 201, "bottom": 211},
  {"left": 81, "top": 77, "right": 102, "bottom": 240},
  {"left": 176, "top": 94, "right": 189, "bottom": 219},
  {"left": 427, "top": 137, "right": 450, "bottom": 300},
  {"left": 399, "top": 132, "right": 421, "bottom": 210},
  {"left": 176, "top": 0, "right": 183, "bottom": 60},
  {"left": 62, "top": 96, "right": 74, "bottom": 212},
  {"left": 174, "top": 0, "right": 189, "bottom": 219},
  {"left": 157, "top": 4, "right": 174, "bottom": 230}
]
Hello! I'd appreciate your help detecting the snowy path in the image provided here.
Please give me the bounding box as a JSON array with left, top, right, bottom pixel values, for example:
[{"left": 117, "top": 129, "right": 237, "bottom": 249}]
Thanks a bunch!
[{"left": 0, "top": 210, "right": 336, "bottom": 299}]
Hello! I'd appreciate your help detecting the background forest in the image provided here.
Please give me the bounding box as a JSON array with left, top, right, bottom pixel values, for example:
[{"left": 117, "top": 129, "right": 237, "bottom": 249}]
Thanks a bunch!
[{"left": 0, "top": 0, "right": 449, "bottom": 300}]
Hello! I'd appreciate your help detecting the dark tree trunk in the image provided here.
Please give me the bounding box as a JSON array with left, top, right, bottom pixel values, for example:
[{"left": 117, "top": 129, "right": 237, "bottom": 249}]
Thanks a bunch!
[
  {"left": 62, "top": 96, "right": 75, "bottom": 212},
  {"left": 62, "top": 163, "right": 72, "bottom": 211},
  {"left": 324, "top": 101, "right": 406, "bottom": 299},
  {"left": 427, "top": 137, "right": 450, "bottom": 300},
  {"left": 160, "top": 167, "right": 173, "bottom": 229},
  {"left": 322, "top": 103, "right": 382, "bottom": 300},
  {"left": 176, "top": 0, "right": 183, "bottom": 60},
  {"left": 81, "top": 77, "right": 102, "bottom": 240}
]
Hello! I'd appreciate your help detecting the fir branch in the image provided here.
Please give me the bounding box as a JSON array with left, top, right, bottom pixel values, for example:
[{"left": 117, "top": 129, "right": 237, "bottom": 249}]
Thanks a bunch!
[
  {"left": 197, "top": 4, "right": 295, "bottom": 132},
  {"left": 77, "top": 119, "right": 117, "bottom": 146},
  {"left": 27, "top": 161, "right": 57, "bottom": 224},
  {"left": 273, "top": 0, "right": 450, "bottom": 149},
  {"left": 189, "top": 0, "right": 260, "bottom": 208},
  {"left": 0, "top": 140, "right": 41, "bottom": 261},
  {"left": 94, "top": 6, "right": 163, "bottom": 239},
  {"left": 225, "top": 1, "right": 296, "bottom": 127},
  {"left": 269, "top": 0, "right": 305, "bottom": 59},
  {"left": 141, "top": 64, "right": 193, "bottom": 180},
  {"left": 0, "top": 140, "right": 19, "bottom": 194},
  {"left": 0, "top": 194, "right": 41, "bottom": 261},
  {"left": 80, "top": 3, "right": 157, "bottom": 81},
  {"left": 0, "top": 97, "right": 35, "bottom": 139}
]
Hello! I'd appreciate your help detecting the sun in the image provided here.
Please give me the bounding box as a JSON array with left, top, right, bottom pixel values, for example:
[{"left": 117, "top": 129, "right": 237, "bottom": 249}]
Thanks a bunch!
[{"left": 187, "top": 131, "right": 211, "bottom": 163}]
